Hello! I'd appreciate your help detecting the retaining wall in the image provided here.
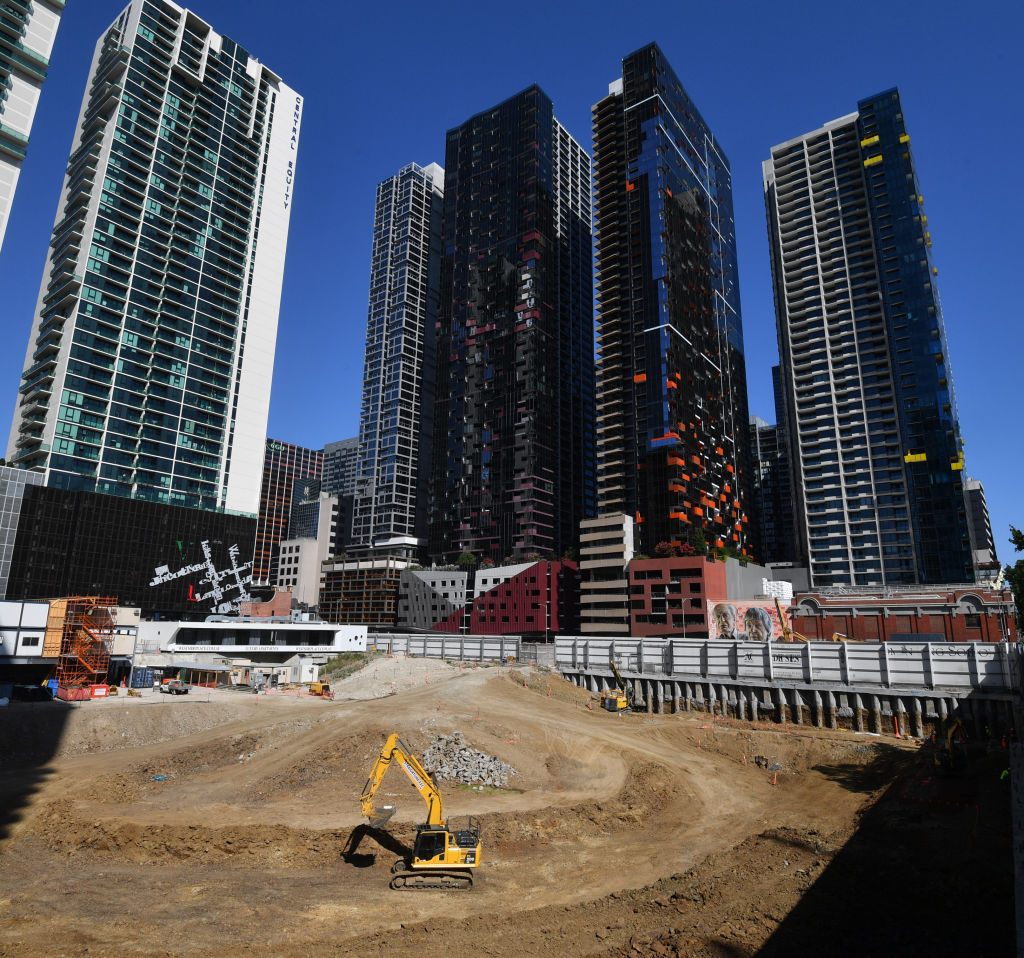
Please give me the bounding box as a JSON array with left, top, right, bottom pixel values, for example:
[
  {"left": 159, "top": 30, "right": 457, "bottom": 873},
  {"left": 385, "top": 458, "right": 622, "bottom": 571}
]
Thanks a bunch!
[
  {"left": 557, "top": 636, "right": 1020, "bottom": 740},
  {"left": 371, "top": 633, "right": 522, "bottom": 663}
]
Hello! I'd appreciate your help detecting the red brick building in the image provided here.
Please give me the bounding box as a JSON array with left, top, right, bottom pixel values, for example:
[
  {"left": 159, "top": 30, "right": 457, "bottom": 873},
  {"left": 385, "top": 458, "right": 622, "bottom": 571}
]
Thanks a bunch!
[
  {"left": 628, "top": 556, "right": 729, "bottom": 638},
  {"left": 434, "top": 561, "right": 578, "bottom": 637},
  {"left": 790, "top": 587, "right": 1017, "bottom": 643}
]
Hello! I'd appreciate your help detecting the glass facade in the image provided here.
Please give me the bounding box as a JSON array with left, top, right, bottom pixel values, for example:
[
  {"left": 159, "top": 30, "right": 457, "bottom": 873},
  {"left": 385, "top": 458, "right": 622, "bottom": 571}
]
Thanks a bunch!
[
  {"left": 429, "top": 86, "right": 595, "bottom": 564},
  {"left": 0, "top": 0, "right": 63, "bottom": 253},
  {"left": 6, "top": 483, "right": 257, "bottom": 617},
  {"left": 765, "top": 88, "right": 972, "bottom": 586},
  {"left": 592, "top": 44, "right": 752, "bottom": 557},
  {"left": 0, "top": 465, "right": 45, "bottom": 599},
  {"left": 7, "top": 1, "right": 300, "bottom": 517},
  {"left": 322, "top": 436, "right": 358, "bottom": 553},
  {"left": 748, "top": 413, "right": 795, "bottom": 565},
  {"left": 352, "top": 163, "right": 443, "bottom": 559},
  {"left": 252, "top": 439, "right": 322, "bottom": 584}
]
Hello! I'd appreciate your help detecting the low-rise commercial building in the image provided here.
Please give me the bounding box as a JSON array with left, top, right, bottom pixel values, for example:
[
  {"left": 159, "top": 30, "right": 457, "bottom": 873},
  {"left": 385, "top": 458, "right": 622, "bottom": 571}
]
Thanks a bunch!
[{"left": 790, "top": 587, "right": 1017, "bottom": 643}]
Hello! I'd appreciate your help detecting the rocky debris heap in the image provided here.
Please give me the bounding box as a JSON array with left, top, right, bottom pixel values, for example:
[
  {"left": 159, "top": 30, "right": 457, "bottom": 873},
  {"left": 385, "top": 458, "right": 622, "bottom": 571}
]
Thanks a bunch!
[{"left": 421, "top": 732, "right": 517, "bottom": 788}]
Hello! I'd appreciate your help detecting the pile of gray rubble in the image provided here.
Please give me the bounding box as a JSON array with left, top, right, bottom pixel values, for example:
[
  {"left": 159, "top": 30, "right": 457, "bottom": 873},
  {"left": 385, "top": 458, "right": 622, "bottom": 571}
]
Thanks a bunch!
[{"left": 421, "top": 731, "right": 517, "bottom": 788}]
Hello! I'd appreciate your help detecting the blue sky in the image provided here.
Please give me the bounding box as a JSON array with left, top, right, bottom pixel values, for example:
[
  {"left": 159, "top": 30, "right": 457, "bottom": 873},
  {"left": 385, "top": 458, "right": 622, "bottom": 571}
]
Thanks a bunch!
[{"left": 1, "top": 0, "right": 1020, "bottom": 564}]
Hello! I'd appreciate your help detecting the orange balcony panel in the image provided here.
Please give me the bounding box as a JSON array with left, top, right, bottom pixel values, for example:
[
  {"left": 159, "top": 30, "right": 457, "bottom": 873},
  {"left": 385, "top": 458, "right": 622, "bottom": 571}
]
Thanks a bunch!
[
  {"left": 633, "top": 372, "right": 647, "bottom": 383},
  {"left": 626, "top": 181, "right": 635, "bottom": 191},
  {"left": 666, "top": 380, "right": 677, "bottom": 389},
  {"left": 692, "top": 507, "right": 703, "bottom": 516},
  {"left": 715, "top": 540, "right": 725, "bottom": 548},
  {"left": 667, "top": 456, "right": 684, "bottom": 466},
  {"left": 715, "top": 446, "right": 724, "bottom": 455},
  {"left": 726, "top": 464, "right": 734, "bottom": 473}
]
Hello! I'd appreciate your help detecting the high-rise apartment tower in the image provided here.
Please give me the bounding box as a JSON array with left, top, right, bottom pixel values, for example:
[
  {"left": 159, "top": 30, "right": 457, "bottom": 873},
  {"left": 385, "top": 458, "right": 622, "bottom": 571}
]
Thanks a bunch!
[
  {"left": 252, "top": 439, "right": 321, "bottom": 584},
  {"left": 765, "top": 89, "right": 972, "bottom": 586},
  {"left": 592, "top": 43, "right": 752, "bottom": 557},
  {"left": 352, "top": 162, "right": 443, "bottom": 559},
  {"left": 0, "top": 0, "right": 63, "bottom": 253},
  {"left": 7, "top": 1, "right": 301, "bottom": 515},
  {"left": 429, "top": 86, "right": 594, "bottom": 564}
]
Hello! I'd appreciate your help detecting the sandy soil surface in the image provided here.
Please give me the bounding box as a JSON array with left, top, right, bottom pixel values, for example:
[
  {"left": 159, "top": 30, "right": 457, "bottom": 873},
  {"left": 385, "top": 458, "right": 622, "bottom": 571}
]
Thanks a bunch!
[{"left": 0, "top": 656, "right": 1013, "bottom": 956}]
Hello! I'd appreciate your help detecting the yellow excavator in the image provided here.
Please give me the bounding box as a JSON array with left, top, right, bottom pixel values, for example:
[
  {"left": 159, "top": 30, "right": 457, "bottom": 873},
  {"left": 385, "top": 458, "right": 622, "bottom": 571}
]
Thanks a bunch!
[
  {"left": 358, "top": 733, "right": 482, "bottom": 890},
  {"left": 774, "top": 597, "right": 811, "bottom": 642},
  {"left": 934, "top": 718, "right": 968, "bottom": 774},
  {"left": 601, "top": 658, "right": 635, "bottom": 712}
]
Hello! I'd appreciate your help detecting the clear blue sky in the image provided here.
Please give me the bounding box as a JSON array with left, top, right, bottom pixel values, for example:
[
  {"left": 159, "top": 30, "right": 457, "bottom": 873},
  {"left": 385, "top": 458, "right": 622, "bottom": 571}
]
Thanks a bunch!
[{"left": 1, "top": 0, "right": 1020, "bottom": 564}]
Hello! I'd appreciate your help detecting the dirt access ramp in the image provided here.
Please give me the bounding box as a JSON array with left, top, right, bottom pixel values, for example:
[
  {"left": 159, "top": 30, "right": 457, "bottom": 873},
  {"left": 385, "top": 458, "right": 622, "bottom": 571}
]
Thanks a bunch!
[{"left": 0, "top": 665, "right": 1012, "bottom": 956}]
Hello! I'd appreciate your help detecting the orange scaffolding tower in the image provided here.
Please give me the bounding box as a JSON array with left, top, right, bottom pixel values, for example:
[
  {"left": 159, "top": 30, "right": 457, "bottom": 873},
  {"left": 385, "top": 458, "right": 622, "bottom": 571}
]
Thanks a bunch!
[{"left": 53, "top": 596, "right": 117, "bottom": 690}]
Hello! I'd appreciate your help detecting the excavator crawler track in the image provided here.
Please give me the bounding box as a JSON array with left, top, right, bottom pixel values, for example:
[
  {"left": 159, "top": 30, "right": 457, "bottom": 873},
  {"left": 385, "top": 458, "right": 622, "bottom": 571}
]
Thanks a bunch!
[{"left": 389, "top": 863, "right": 474, "bottom": 891}]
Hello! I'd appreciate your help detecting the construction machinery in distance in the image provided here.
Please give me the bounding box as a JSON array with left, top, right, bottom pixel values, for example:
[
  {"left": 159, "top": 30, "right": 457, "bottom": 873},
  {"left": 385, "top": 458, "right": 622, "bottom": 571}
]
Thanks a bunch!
[
  {"left": 774, "top": 597, "right": 811, "bottom": 642},
  {"left": 308, "top": 681, "right": 332, "bottom": 697},
  {"left": 358, "top": 733, "right": 482, "bottom": 890},
  {"left": 934, "top": 718, "right": 968, "bottom": 774},
  {"left": 773, "top": 597, "right": 866, "bottom": 643},
  {"left": 601, "top": 658, "right": 640, "bottom": 712}
]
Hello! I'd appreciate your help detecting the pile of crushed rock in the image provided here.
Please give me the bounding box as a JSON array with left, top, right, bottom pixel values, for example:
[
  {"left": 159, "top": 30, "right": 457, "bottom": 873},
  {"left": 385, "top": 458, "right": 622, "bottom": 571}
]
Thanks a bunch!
[{"left": 421, "top": 731, "right": 517, "bottom": 788}]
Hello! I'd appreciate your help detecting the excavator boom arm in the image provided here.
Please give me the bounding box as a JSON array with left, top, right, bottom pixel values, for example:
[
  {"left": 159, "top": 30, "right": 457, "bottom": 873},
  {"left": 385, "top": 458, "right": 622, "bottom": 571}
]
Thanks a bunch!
[{"left": 360, "top": 733, "right": 445, "bottom": 828}]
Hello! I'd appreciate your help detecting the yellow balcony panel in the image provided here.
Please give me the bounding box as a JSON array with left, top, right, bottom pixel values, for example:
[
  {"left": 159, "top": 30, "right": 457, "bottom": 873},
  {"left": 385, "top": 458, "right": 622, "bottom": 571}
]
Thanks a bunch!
[
  {"left": 860, "top": 134, "right": 880, "bottom": 147},
  {"left": 863, "top": 155, "right": 883, "bottom": 167}
]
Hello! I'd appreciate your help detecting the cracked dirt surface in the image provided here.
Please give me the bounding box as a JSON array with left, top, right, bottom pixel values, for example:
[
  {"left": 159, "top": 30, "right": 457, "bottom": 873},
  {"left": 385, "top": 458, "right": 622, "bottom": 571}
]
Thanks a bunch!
[{"left": 0, "top": 659, "right": 1013, "bottom": 956}]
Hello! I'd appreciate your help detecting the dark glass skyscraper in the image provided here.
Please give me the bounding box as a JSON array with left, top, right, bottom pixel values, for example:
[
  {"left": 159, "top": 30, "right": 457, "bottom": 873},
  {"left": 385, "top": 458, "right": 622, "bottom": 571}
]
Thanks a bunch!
[
  {"left": 428, "top": 86, "right": 594, "bottom": 564},
  {"left": 252, "top": 439, "right": 321, "bottom": 584},
  {"left": 592, "top": 43, "right": 752, "bottom": 557},
  {"left": 765, "top": 88, "right": 972, "bottom": 585}
]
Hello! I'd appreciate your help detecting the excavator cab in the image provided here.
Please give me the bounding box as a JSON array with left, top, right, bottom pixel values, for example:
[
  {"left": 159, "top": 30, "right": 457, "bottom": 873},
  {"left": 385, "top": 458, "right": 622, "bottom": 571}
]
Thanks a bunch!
[
  {"left": 411, "top": 818, "right": 481, "bottom": 869},
  {"left": 601, "top": 689, "right": 628, "bottom": 712}
]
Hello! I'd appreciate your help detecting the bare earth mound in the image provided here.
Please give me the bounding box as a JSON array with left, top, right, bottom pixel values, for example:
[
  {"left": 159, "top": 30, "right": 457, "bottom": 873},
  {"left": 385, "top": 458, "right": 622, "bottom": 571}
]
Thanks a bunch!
[{"left": 0, "top": 657, "right": 1012, "bottom": 956}]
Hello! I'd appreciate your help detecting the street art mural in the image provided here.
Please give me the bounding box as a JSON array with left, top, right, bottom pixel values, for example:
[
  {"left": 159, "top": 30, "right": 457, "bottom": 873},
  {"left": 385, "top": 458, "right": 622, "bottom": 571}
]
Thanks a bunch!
[
  {"left": 706, "top": 599, "right": 789, "bottom": 641},
  {"left": 150, "top": 540, "right": 253, "bottom": 615}
]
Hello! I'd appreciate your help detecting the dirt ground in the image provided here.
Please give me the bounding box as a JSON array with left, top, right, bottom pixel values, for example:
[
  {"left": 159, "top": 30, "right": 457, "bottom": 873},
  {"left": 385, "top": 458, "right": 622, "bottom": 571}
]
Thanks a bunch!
[{"left": 0, "top": 656, "right": 1014, "bottom": 956}]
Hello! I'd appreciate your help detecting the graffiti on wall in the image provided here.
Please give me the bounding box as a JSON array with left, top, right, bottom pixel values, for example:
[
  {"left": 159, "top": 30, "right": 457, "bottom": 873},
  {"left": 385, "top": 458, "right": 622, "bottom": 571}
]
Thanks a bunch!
[
  {"left": 706, "top": 599, "right": 789, "bottom": 641},
  {"left": 150, "top": 540, "right": 253, "bottom": 614}
]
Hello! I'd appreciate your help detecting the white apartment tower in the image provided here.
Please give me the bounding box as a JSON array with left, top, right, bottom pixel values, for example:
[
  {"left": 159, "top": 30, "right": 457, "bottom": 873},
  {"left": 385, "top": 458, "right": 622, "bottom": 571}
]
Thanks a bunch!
[
  {"left": 352, "top": 162, "right": 443, "bottom": 558},
  {"left": 7, "top": 1, "right": 301, "bottom": 515},
  {"left": 0, "top": 0, "right": 64, "bottom": 253},
  {"left": 765, "top": 90, "right": 971, "bottom": 586}
]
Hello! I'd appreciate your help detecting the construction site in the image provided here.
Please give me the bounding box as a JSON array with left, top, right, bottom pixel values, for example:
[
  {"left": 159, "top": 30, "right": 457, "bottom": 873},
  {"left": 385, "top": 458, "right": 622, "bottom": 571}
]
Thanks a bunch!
[{"left": 0, "top": 650, "right": 1015, "bottom": 956}]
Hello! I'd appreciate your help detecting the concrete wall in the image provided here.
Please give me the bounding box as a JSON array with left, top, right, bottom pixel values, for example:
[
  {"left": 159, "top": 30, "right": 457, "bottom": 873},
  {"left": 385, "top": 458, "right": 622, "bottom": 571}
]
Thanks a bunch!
[{"left": 724, "top": 558, "right": 773, "bottom": 599}]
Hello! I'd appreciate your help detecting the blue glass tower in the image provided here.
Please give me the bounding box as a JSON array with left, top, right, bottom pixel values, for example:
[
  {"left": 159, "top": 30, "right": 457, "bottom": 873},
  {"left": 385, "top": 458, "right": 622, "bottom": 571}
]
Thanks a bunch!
[{"left": 592, "top": 43, "right": 752, "bottom": 557}]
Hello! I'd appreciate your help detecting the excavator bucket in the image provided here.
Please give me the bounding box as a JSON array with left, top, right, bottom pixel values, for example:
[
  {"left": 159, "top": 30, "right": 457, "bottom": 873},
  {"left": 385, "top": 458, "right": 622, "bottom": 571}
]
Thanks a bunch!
[{"left": 367, "top": 804, "right": 397, "bottom": 829}]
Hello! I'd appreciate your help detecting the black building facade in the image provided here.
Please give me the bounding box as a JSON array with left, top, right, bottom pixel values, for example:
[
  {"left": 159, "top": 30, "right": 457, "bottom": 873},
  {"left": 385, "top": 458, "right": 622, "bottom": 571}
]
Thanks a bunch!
[
  {"left": 6, "top": 485, "right": 256, "bottom": 617},
  {"left": 428, "top": 86, "right": 594, "bottom": 564}
]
